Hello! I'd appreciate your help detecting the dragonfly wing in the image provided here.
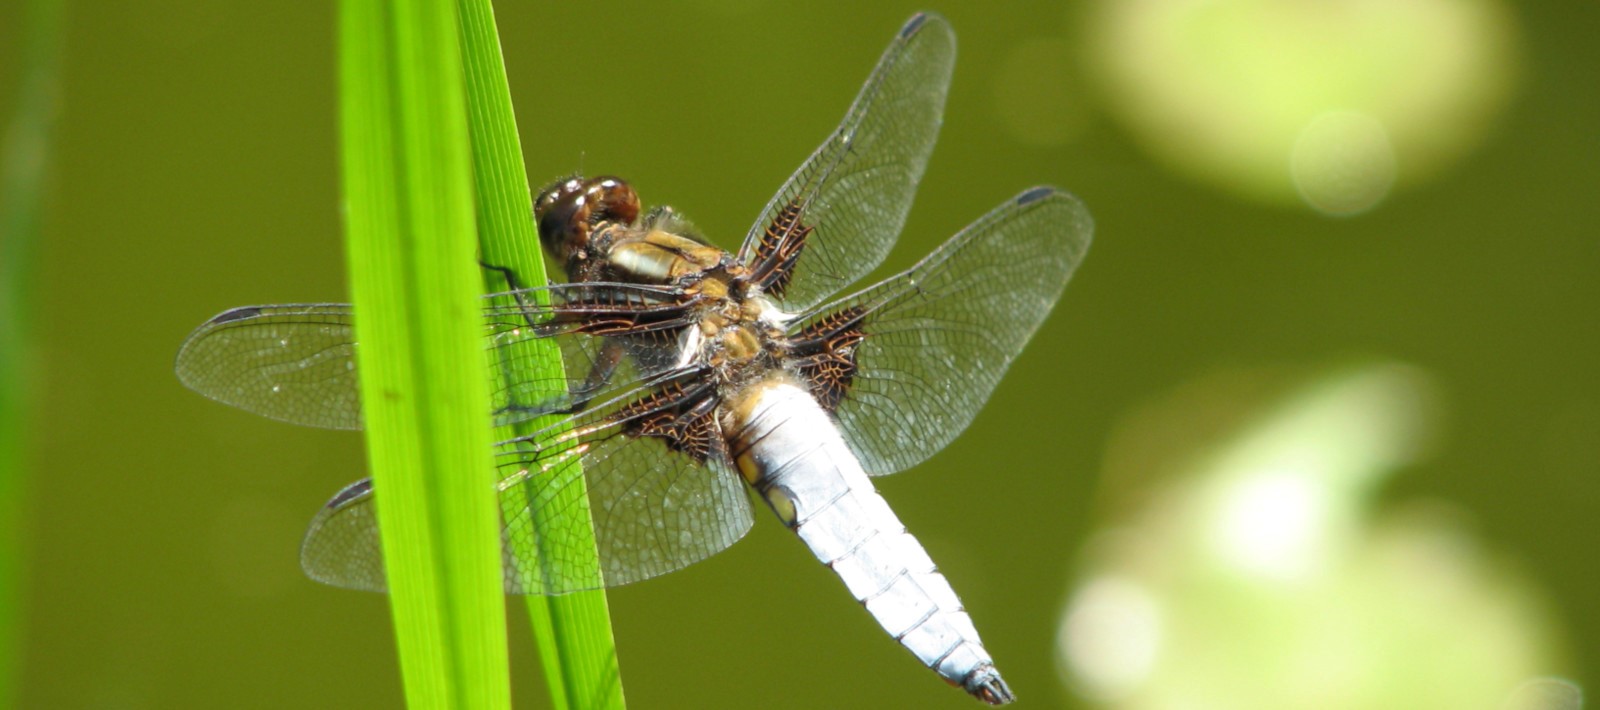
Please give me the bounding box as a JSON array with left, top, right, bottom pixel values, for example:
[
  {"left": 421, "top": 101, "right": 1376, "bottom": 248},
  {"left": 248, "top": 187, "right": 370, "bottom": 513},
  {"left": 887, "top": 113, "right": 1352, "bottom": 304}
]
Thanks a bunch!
[
  {"left": 300, "top": 370, "right": 755, "bottom": 594},
  {"left": 176, "top": 282, "right": 698, "bottom": 429},
  {"left": 737, "top": 12, "right": 955, "bottom": 312},
  {"left": 496, "top": 426, "right": 752, "bottom": 593},
  {"left": 175, "top": 304, "right": 364, "bottom": 429},
  {"left": 797, "top": 187, "right": 1093, "bottom": 476},
  {"left": 300, "top": 478, "right": 385, "bottom": 591}
]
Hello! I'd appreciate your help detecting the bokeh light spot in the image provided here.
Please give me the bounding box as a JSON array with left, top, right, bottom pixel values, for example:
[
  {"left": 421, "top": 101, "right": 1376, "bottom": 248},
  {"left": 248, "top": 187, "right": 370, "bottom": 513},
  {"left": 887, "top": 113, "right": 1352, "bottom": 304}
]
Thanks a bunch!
[
  {"left": 1291, "top": 110, "right": 1397, "bottom": 216},
  {"left": 1213, "top": 469, "right": 1324, "bottom": 581},
  {"left": 1504, "top": 677, "right": 1585, "bottom": 710},
  {"left": 1056, "top": 363, "right": 1570, "bottom": 708},
  {"left": 1083, "top": 0, "right": 1519, "bottom": 211},
  {"left": 1059, "top": 574, "right": 1163, "bottom": 702}
]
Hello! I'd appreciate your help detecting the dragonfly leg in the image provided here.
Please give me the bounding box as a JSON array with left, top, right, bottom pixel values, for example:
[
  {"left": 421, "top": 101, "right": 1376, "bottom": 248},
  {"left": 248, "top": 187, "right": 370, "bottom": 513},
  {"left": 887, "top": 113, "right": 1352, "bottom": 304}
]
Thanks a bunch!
[
  {"left": 480, "top": 258, "right": 551, "bottom": 335},
  {"left": 492, "top": 335, "right": 628, "bottom": 424},
  {"left": 479, "top": 258, "right": 526, "bottom": 288}
]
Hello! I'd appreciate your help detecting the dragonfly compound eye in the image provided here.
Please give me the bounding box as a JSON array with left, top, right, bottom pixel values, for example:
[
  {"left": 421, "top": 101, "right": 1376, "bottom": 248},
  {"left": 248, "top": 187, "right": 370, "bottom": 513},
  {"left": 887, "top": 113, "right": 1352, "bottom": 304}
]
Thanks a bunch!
[{"left": 535, "top": 176, "right": 641, "bottom": 268}]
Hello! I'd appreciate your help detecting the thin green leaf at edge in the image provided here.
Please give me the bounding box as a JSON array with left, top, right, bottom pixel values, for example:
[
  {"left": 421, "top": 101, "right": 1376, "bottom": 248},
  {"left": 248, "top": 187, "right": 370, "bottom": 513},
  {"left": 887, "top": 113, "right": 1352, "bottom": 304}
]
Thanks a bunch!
[{"left": 455, "top": 2, "right": 625, "bottom": 708}]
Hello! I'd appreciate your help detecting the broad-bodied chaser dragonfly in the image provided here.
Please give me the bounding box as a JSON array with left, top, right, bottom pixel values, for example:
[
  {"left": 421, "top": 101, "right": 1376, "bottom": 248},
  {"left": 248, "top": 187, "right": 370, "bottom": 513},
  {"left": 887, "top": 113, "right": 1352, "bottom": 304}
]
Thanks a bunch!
[{"left": 176, "top": 13, "right": 1091, "bottom": 705}]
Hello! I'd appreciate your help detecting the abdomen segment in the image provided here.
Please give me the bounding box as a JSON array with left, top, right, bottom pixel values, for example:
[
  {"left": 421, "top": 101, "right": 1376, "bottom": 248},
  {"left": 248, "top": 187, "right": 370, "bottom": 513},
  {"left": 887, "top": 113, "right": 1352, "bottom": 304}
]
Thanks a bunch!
[{"left": 725, "top": 378, "right": 1013, "bottom": 704}]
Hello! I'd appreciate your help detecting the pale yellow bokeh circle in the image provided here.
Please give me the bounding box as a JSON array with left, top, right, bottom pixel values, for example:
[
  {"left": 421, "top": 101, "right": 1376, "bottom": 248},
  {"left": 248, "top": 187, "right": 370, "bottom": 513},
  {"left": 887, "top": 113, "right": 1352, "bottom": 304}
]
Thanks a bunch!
[{"left": 1083, "top": 0, "right": 1519, "bottom": 213}]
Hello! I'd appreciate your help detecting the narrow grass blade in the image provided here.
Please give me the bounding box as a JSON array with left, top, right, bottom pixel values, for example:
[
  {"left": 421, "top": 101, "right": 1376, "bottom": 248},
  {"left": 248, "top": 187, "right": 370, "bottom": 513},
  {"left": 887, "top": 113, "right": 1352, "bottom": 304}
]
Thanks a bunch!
[
  {"left": 456, "top": 2, "right": 625, "bottom": 707},
  {"left": 339, "top": 0, "right": 511, "bottom": 706}
]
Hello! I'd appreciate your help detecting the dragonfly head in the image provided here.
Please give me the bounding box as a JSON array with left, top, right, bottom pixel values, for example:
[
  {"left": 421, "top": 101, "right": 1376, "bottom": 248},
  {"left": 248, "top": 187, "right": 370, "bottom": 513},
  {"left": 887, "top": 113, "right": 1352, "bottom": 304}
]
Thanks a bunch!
[{"left": 535, "top": 175, "right": 641, "bottom": 274}]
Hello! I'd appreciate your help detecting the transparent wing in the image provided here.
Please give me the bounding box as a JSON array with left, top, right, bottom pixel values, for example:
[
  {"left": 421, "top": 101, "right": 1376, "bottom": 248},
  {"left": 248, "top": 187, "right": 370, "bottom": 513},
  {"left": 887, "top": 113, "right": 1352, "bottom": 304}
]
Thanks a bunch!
[
  {"left": 175, "top": 282, "right": 697, "bottom": 430},
  {"left": 484, "top": 281, "right": 703, "bottom": 427},
  {"left": 497, "top": 396, "right": 754, "bottom": 593},
  {"left": 301, "top": 373, "right": 755, "bottom": 594},
  {"left": 802, "top": 187, "right": 1093, "bottom": 476},
  {"left": 175, "top": 304, "right": 364, "bottom": 429},
  {"left": 737, "top": 12, "right": 955, "bottom": 312}
]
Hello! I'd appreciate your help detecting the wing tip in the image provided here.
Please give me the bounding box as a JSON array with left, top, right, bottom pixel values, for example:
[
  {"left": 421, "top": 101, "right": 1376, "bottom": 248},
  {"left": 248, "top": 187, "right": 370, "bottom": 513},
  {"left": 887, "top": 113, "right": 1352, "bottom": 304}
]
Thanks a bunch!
[
  {"left": 900, "top": 11, "right": 950, "bottom": 40},
  {"left": 300, "top": 477, "right": 389, "bottom": 594},
  {"left": 1010, "top": 185, "right": 1095, "bottom": 258},
  {"left": 1016, "top": 185, "right": 1060, "bottom": 206},
  {"left": 176, "top": 306, "right": 265, "bottom": 370},
  {"left": 323, "top": 478, "right": 374, "bottom": 510},
  {"left": 205, "top": 305, "right": 266, "bottom": 326},
  {"left": 901, "top": 12, "right": 929, "bottom": 38}
]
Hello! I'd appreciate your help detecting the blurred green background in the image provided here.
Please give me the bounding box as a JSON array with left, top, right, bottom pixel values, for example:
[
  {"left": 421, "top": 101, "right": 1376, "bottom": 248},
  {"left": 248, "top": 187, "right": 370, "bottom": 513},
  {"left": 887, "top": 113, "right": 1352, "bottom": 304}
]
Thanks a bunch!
[{"left": 2, "top": 1, "right": 1597, "bottom": 708}]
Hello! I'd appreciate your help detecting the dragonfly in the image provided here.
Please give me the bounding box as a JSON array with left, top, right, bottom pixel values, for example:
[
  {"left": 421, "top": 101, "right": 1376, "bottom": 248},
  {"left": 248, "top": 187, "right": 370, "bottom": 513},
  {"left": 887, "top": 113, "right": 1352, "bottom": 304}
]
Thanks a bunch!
[{"left": 176, "top": 13, "right": 1091, "bottom": 705}]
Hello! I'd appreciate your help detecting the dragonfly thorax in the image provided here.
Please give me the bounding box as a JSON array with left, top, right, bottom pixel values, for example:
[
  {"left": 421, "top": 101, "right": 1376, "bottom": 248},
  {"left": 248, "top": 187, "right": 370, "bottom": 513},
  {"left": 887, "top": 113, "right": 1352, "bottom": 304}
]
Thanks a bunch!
[{"left": 688, "top": 290, "right": 790, "bottom": 389}]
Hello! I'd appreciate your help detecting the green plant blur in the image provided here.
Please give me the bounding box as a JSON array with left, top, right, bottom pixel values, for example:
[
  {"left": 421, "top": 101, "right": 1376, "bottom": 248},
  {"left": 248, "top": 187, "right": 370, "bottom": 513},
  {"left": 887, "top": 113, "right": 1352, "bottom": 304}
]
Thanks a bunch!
[{"left": 1, "top": 0, "right": 63, "bottom": 705}]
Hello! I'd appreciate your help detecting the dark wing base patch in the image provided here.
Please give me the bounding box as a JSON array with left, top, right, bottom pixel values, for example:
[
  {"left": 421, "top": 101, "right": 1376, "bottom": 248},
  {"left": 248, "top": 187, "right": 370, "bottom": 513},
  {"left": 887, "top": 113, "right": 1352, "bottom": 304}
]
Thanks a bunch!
[
  {"left": 616, "top": 382, "right": 720, "bottom": 463},
  {"left": 787, "top": 305, "right": 868, "bottom": 412},
  {"left": 750, "top": 199, "right": 813, "bottom": 298}
]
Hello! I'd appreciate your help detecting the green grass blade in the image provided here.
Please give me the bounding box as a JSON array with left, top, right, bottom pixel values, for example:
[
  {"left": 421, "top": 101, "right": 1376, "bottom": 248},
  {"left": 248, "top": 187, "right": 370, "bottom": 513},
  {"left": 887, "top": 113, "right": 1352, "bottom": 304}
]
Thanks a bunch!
[
  {"left": 455, "top": 2, "right": 625, "bottom": 708},
  {"left": 339, "top": 0, "right": 511, "bottom": 706},
  {"left": 0, "top": 0, "right": 63, "bottom": 704}
]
